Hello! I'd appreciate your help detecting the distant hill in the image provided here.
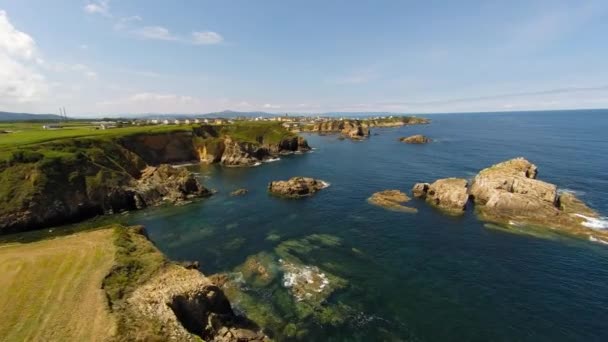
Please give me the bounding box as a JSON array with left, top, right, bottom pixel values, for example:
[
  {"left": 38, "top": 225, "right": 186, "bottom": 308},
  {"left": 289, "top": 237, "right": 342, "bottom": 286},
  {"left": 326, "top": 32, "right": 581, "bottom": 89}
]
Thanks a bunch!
[
  {"left": 202, "top": 110, "right": 279, "bottom": 118},
  {"left": 0, "top": 111, "right": 66, "bottom": 122},
  {"left": 125, "top": 110, "right": 279, "bottom": 120}
]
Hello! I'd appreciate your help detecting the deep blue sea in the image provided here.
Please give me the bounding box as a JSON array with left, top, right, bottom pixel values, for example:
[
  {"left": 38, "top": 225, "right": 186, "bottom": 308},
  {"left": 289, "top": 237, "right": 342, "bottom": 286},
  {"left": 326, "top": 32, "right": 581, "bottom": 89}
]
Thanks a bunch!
[{"left": 15, "top": 110, "right": 608, "bottom": 341}]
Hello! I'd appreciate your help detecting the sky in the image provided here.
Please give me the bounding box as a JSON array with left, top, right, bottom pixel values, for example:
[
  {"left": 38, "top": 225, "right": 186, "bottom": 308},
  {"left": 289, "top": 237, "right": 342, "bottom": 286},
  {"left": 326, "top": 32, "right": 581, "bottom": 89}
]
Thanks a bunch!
[{"left": 1, "top": 0, "right": 608, "bottom": 116}]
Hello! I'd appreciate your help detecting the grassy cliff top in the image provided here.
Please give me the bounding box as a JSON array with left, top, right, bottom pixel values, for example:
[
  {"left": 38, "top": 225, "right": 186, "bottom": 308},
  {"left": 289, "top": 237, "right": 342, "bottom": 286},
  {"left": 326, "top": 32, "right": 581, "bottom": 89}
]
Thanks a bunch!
[
  {"left": 218, "top": 121, "right": 296, "bottom": 144},
  {"left": 0, "top": 121, "right": 295, "bottom": 162}
]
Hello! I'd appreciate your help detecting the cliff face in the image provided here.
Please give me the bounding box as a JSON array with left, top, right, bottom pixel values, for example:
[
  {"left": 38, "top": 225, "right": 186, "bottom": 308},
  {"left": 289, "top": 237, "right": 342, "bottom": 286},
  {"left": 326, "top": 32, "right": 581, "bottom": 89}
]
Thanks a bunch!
[
  {"left": 194, "top": 125, "right": 310, "bottom": 167},
  {"left": 105, "top": 225, "right": 268, "bottom": 341},
  {"left": 119, "top": 131, "right": 198, "bottom": 165},
  {"left": 0, "top": 124, "right": 310, "bottom": 234},
  {"left": 0, "top": 139, "right": 210, "bottom": 234}
]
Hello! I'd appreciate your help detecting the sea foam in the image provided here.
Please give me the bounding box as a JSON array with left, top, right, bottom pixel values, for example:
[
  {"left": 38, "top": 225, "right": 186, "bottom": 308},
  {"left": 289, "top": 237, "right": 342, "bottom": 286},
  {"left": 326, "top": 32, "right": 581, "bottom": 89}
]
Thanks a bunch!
[
  {"left": 589, "top": 235, "right": 608, "bottom": 245},
  {"left": 575, "top": 214, "right": 608, "bottom": 229}
]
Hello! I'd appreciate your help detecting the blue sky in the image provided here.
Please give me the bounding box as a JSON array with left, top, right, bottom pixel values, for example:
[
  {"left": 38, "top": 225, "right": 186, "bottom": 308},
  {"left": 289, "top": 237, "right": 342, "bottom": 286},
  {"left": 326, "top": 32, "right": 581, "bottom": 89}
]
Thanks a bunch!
[{"left": 1, "top": 0, "right": 607, "bottom": 115}]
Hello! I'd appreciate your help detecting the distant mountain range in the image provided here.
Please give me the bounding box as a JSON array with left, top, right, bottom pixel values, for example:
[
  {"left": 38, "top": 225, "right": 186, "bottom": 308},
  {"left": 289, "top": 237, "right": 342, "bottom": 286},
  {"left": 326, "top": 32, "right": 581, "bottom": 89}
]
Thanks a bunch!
[{"left": 0, "top": 111, "right": 67, "bottom": 122}]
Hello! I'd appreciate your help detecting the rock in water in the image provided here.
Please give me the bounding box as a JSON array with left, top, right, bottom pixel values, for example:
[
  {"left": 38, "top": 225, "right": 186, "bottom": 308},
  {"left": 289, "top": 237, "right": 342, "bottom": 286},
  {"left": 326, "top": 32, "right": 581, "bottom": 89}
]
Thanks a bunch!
[
  {"left": 416, "top": 157, "right": 606, "bottom": 241},
  {"left": 368, "top": 190, "right": 417, "bottom": 213},
  {"left": 399, "top": 134, "right": 431, "bottom": 144},
  {"left": 268, "top": 177, "right": 328, "bottom": 198},
  {"left": 412, "top": 183, "right": 430, "bottom": 198},
  {"left": 230, "top": 188, "right": 248, "bottom": 196},
  {"left": 412, "top": 178, "right": 469, "bottom": 214}
]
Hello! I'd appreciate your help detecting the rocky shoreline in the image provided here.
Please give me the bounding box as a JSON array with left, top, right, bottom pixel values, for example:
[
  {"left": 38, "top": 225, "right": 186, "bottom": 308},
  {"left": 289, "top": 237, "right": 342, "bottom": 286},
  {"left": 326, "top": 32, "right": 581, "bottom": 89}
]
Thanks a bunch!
[
  {"left": 0, "top": 124, "right": 311, "bottom": 234},
  {"left": 301, "top": 116, "right": 429, "bottom": 140}
]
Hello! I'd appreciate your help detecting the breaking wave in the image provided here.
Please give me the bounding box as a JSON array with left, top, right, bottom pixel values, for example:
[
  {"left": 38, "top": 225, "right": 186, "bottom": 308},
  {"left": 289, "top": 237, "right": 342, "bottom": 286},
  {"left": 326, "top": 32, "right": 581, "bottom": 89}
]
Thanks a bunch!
[{"left": 575, "top": 214, "right": 608, "bottom": 229}]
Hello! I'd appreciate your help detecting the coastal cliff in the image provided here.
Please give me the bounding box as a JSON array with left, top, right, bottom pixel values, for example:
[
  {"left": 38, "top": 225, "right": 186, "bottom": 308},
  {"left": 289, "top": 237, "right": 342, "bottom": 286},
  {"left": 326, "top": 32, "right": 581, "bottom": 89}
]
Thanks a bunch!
[
  {"left": 0, "top": 123, "right": 310, "bottom": 233},
  {"left": 302, "top": 116, "right": 429, "bottom": 139},
  {"left": 106, "top": 225, "right": 267, "bottom": 341}
]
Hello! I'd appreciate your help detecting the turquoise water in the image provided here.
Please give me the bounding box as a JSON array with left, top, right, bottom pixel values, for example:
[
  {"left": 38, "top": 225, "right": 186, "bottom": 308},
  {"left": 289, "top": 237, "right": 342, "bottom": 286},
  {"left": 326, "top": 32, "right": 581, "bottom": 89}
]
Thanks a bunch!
[{"left": 118, "top": 111, "right": 608, "bottom": 340}]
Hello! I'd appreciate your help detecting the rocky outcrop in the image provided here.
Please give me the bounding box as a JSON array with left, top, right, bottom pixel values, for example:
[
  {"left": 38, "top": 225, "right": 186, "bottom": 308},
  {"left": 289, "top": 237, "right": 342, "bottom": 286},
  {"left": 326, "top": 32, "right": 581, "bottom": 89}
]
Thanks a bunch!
[
  {"left": 468, "top": 158, "right": 606, "bottom": 238},
  {"left": 413, "top": 178, "right": 469, "bottom": 214},
  {"left": 368, "top": 190, "right": 417, "bottom": 213},
  {"left": 129, "top": 165, "right": 211, "bottom": 208},
  {"left": 106, "top": 225, "right": 267, "bottom": 342},
  {"left": 268, "top": 177, "right": 329, "bottom": 198},
  {"left": 399, "top": 134, "right": 431, "bottom": 144},
  {"left": 195, "top": 128, "right": 310, "bottom": 167},
  {"left": 414, "top": 157, "right": 607, "bottom": 240},
  {"left": 302, "top": 116, "right": 430, "bottom": 139},
  {"left": 230, "top": 188, "right": 248, "bottom": 196},
  {"left": 128, "top": 265, "right": 267, "bottom": 342}
]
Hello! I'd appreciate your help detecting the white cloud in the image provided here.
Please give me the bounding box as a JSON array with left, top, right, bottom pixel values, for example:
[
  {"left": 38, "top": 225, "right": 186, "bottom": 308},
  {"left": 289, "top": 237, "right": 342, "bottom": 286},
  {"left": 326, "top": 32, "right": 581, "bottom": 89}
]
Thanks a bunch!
[
  {"left": 0, "top": 10, "right": 37, "bottom": 59},
  {"left": 132, "top": 26, "right": 224, "bottom": 45},
  {"left": 84, "top": 1, "right": 111, "bottom": 17},
  {"left": 263, "top": 103, "right": 281, "bottom": 109},
  {"left": 133, "top": 26, "right": 178, "bottom": 41},
  {"left": 0, "top": 10, "right": 48, "bottom": 104},
  {"left": 192, "top": 31, "right": 223, "bottom": 45},
  {"left": 113, "top": 15, "right": 142, "bottom": 30}
]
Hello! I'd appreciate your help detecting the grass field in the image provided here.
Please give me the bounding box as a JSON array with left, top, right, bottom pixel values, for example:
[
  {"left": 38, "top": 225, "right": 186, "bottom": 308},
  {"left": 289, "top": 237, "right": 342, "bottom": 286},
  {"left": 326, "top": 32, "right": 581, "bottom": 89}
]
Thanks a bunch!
[
  {"left": 0, "top": 229, "right": 117, "bottom": 342},
  {"left": 0, "top": 122, "right": 194, "bottom": 149}
]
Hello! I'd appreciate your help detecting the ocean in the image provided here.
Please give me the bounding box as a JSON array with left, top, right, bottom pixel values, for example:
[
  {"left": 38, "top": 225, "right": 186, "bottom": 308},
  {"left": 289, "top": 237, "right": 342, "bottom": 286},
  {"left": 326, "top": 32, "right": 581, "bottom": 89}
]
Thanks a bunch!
[{"left": 24, "top": 110, "right": 608, "bottom": 340}]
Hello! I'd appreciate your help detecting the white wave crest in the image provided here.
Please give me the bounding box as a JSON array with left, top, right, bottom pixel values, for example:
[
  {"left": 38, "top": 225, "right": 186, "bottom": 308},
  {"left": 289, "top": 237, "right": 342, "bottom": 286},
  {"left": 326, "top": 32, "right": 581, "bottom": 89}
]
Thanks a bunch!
[
  {"left": 319, "top": 181, "right": 331, "bottom": 189},
  {"left": 264, "top": 157, "right": 281, "bottom": 163},
  {"left": 558, "top": 188, "right": 586, "bottom": 196},
  {"left": 575, "top": 214, "right": 608, "bottom": 229},
  {"left": 589, "top": 235, "right": 608, "bottom": 245}
]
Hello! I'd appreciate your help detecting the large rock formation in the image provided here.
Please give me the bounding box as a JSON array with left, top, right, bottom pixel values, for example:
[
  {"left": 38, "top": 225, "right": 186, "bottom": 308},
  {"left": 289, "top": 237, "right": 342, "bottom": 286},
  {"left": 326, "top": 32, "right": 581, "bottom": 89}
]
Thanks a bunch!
[
  {"left": 196, "top": 127, "right": 311, "bottom": 167},
  {"left": 368, "top": 190, "right": 417, "bottom": 213},
  {"left": 130, "top": 165, "right": 211, "bottom": 208},
  {"left": 268, "top": 177, "right": 329, "bottom": 198},
  {"left": 128, "top": 265, "right": 268, "bottom": 342},
  {"left": 106, "top": 225, "right": 268, "bottom": 342},
  {"left": 468, "top": 158, "right": 605, "bottom": 237},
  {"left": 399, "top": 134, "right": 431, "bottom": 144},
  {"left": 413, "top": 178, "right": 469, "bottom": 214},
  {"left": 413, "top": 157, "right": 607, "bottom": 240}
]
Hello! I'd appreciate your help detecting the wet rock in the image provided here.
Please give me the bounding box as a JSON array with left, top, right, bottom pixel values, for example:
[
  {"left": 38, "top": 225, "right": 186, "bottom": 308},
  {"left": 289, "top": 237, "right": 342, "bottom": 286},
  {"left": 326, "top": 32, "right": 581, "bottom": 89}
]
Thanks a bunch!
[
  {"left": 230, "top": 188, "right": 248, "bottom": 196},
  {"left": 268, "top": 177, "right": 329, "bottom": 198},
  {"left": 399, "top": 134, "right": 431, "bottom": 144},
  {"left": 415, "top": 178, "right": 469, "bottom": 214},
  {"left": 412, "top": 183, "right": 430, "bottom": 198},
  {"left": 178, "top": 260, "right": 200, "bottom": 270},
  {"left": 368, "top": 190, "right": 417, "bottom": 213}
]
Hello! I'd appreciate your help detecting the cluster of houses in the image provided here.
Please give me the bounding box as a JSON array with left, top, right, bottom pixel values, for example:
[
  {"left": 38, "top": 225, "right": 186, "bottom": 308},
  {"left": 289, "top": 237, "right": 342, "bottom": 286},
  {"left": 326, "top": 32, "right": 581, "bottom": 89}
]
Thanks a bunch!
[{"left": 41, "top": 114, "right": 400, "bottom": 131}]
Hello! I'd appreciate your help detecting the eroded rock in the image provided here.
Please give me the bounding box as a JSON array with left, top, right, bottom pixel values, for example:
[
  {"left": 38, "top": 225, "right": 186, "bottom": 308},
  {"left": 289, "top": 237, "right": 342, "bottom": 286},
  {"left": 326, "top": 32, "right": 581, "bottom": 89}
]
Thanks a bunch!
[
  {"left": 130, "top": 164, "right": 211, "bottom": 207},
  {"left": 399, "top": 134, "right": 431, "bottom": 144},
  {"left": 368, "top": 190, "right": 417, "bottom": 213},
  {"left": 414, "top": 178, "right": 469, "bottom": 214},
  {"left": 230, "top": 188, "right": 248, "bottom": 196},
  {"left": 268, "top": 177, "right": 329, "bottom": 198}
]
